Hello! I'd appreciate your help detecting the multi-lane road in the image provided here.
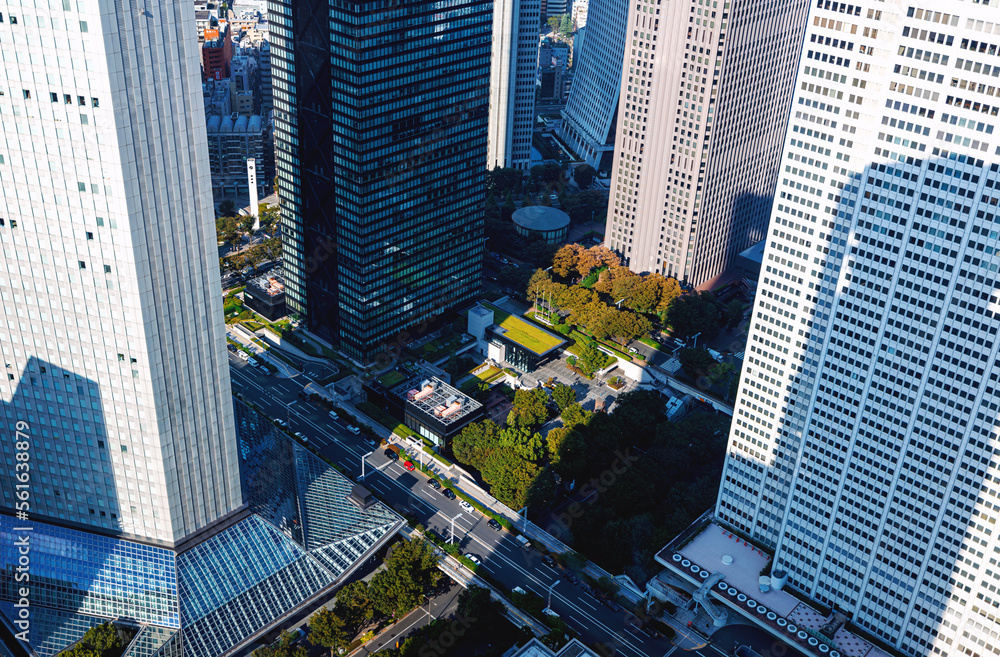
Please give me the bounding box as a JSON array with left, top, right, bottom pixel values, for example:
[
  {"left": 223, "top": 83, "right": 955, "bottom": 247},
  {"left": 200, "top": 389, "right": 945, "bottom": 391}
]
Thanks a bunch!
[{"left": 229, "top": 357, "right": 728, "bottom": 657}]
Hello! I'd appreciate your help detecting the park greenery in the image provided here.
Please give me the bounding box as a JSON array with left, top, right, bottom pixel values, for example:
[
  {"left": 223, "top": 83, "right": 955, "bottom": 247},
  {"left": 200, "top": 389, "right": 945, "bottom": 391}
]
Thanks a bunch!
[
  {"left": 376, "top": 586, "right": 526, "bottom": 657},
  {"left": 56, "top": 623, "right": 124, "bottom": 657},
  {"left": 547, "top": 13, "right": 575, "bottom": 36},
  {"left": 251, "top": 632, "right": 306, "bottom": 657},
  {"left": 450, "top": 389, "right": 729, "bottom": 581}
]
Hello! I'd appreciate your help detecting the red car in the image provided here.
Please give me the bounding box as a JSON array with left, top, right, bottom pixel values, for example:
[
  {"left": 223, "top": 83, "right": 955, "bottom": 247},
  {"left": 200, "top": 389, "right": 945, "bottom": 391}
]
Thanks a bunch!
[{"left": 403, "top": 461, "right": 415, "bottom": 471}]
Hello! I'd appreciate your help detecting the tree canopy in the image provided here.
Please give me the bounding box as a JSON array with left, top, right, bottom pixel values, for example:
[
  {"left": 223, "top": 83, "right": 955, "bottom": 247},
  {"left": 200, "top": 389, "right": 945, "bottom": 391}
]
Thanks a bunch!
[
  {"left": 573, "top": 164, "right": 596, "bottom": 189},
  {"left": 252, "top": 632, "right": 306, "bottom": 657},
  {"left": 308, "top": 607, "right": 347, "bottom": 651}
]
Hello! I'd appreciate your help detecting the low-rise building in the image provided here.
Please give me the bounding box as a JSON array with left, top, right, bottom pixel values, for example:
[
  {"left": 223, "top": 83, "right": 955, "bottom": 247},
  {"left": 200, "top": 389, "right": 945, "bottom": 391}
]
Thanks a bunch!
[
  {"left": 368, "top": 376, "right": 484, "bottom": 448},
  {"left": 468, "top": 302, "right": 566, "bottom": 372},
  {"left": 202, "top": 22, "right": 233, "bottom": 81},
  {"left": 242, "top": 266, "right": 287, "bottom": 321}
]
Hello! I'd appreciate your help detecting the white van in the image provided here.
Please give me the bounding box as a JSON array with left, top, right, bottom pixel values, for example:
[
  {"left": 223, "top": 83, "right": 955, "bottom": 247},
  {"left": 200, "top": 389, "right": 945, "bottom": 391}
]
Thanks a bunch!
[{"left": 237, "top": 351, "right": 250, "bottom": 361}]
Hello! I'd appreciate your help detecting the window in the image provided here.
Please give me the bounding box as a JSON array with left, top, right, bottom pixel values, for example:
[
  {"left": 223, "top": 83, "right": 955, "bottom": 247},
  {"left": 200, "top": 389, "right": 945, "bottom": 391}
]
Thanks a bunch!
[
  {"left": 78, "top": 261, "right": 86, "bottom": 269},
  {"left": 79, "top": 20, "right": 88, "bottom": 32},
  {"left": 78, "top": 182, "right": 86, "bottom": 192},
  {"left": 80, "top": 114, "right": 88, "bottom": 125},
  {"left": 22, "top": 89, "right": 30, "bottom": 99},
  {"left": 78, "top": 96, "right": 85, "bottom": 106},
  {"left": 50, "top": 92, "right": 58, "bottom": 102},
  {"left": 117, "top": 353, "right": 124, "bottom": 361},
  {"left": 91, "top": 97, "right": 99, "bottom": 107},
  {"left": 86, "top": 232, "right": 93, "bottom": 240},
  {"left": 64, "top": 94, "right": 72, "bottom": 104},
  {"left": 120, "top": 445, "right": 127, "bottom": 452},
  {"left": 104, "top": 265, "right": 111, "bottom": 273},
  {"left": 10, "top": 16, "right": 16, "bottom": 24},
  {"left": 96, "top": 217, "right": 104, "bottom": 226}
]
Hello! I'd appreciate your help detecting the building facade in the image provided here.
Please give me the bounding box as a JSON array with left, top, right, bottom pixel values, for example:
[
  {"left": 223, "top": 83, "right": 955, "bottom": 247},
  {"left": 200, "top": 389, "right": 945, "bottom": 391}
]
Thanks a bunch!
[
  {"left": 205, "top": 113, "right": 269, "bottom": 197},
  {"left": 202, "top": 22, "right": 233, "bottom": 81},
  {"left": 0, "top": 2, "right": 397, "bottom": 654},
  {"left": 488, "top": 0, "right": 541, "bottom": 170},
  {"left": 716, "top": 2, "right": 1000, "bottom": 656},
  {"left": 557, "top": 0, "right": 629, "bottom": 171},
  {"left": 271, "top": 0, "right": 491, "bottom": 363},
  {"left": 605, "top": 0, "right": 809, "bottom": 284}
]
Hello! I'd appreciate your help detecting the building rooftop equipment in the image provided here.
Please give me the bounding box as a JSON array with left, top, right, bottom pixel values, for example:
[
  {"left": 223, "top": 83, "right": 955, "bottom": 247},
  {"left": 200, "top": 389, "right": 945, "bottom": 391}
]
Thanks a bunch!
[{"left": 392, "top": 376, "right": 481, "bottom": 426}]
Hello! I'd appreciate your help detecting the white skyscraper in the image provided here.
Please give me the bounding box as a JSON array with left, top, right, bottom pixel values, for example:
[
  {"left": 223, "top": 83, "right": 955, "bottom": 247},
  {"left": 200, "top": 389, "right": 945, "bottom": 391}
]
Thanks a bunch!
[
  {"left": 0, "top": 0, "right": 240, "bottom": 545},
  {"left": 489, "top": 0, "right": 541, "bottom": 170},
  {"left": 558, "top": 0, "right": 629, "bottom": 171},
  {"left": 0, "top": 6, "right": 402, "bottom": 657},
  {"left": 717, "top": 2, "right": 1000, "bottom": 656},
  {"left": 605, "top": 0, "right": 809, "bottom": 285}
]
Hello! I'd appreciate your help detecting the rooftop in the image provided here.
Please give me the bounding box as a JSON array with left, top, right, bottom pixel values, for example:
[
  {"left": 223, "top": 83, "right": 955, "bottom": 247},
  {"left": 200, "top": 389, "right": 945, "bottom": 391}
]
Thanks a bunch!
[
  {"left": 390, "top": 376, "right": 482, "bottom": 426},
  {"left": 247, "top": 265, "right": 284, "bottom": 297},
  {"left": 512, "top": 205, "right": 571, "bottom": 232},
  {"left": 503, "top": 638, "right": 599, "bottom": 657},
  {"left": 658, "top": 521, "right": 896, "bottom": 657},
  {"left": 482, "top": 302, "right": 566, "bottom": 356}
]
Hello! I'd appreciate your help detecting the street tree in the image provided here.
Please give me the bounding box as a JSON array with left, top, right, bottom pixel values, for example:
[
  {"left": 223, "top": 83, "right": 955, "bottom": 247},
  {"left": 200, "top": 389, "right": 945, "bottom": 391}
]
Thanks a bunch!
[
  {"left": 665, "top": 291, "right": 723, "bottom": 340},
  {"left": 551, "top": 383, "right": 576, "bottom": 411},
  {"left": 507, "top": 388, "right": 550, "bottom": 429},
  {"left": 252, "top": 632, "right": 307, "bottom": 657},
  {"left": 217, "top": 199, "right": 237, "bottom": 217},
  {"left": 309, "top": 608, "right": 347, "bottom": 655},
  {"left": 573, "top": 164, "right": 597, "bottom": 189},
  {"left": 678, "top": 348, "right": 717, "bottom": 380}
]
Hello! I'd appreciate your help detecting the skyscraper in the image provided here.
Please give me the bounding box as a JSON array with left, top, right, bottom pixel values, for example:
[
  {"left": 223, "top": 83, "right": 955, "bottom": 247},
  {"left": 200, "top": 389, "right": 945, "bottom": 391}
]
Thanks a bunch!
[
  {"left": 272, "top": 0, "right": 492, "bottom": 363},
  {"left": 489, "top": 0, "right": 541, "bottom": 171},
  {"left": 717, "top": 2, "right": 1000, "bottom": 655},
  {"left": 0, "top": 2, "right": 400, "bottom": 654},
  {"left": 557, "top": 0, "right": 629, "bottom": 172},
  {"left": 605, "top": 0, "right": 809, "bottom": 285}
]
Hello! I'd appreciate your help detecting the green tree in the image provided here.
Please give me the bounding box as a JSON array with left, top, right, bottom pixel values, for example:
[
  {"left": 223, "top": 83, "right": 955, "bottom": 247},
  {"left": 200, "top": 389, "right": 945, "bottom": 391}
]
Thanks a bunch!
[
  {"left": 547, "top": 15, "right": 561, "bottom": 32},
  {"left": 335, "top": 580, "right": 375, "bottom": 628},
  {"left": 252, "top": 632, "right": 307, "bottom": 657},
  {"left": 452, "top": 419, "right": 502, "bottom": 470},
  {"left": 560, "top": 13, "right": 573, "bottom": 34},
  {"left": 456, "top": 584, "right": 500, "bottom": 622},
  {"left": 573, "top": 164, "right": 596, "bottom": 189},
  {"left": 59, "top": 623, "right": 124, "bottom": 657},
  {"left": 678, "top": 348, "right": 717, "bottom": 380},
  {"left": 501, "top": 191, "right": 517, "bottom": 221},
  {"left": 665, "top": 291, "right": 723, "bottom": 340},
  {"left": 216, "top": 216, "right": 240, "bottom": 244},
  {"left": 507, "top": 388, "right": 550, "bottom": 429},
  {"left": 724, "top": 300, "right": 745, "bottom": 329},
  {"left": 560, "top": 403, "right": 591, "bottom": 430},
  {"left": 309, "top": 608, "right": 347, "bottom": 655},
  {"left": 368, "top": 539, "right": 440, "bottom": 618},
  {"left": 552, "top": 383, "right": 576, "bottom": 411},
  {"left": 479, "top": 447, "right": 541, "bottom": 509},
  {"left": 217, "top": 199, "right": 237, "bottom": 217},
  {"left": 259, "top": 202, "right": 281, "bottom": 233}
]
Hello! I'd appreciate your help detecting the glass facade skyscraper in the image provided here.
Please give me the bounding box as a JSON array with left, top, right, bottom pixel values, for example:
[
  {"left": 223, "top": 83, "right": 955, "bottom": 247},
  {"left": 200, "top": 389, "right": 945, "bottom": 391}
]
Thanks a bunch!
[
  {"left": 1, "top": 401, "right": 402, "bottom": 657},
  {"left": 271, "top": 0, "right": 491, "bottom": 363}
]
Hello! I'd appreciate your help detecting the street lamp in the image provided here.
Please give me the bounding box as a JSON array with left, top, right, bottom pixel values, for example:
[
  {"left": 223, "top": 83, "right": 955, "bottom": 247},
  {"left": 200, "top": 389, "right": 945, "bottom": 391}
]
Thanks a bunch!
[
  {"left": 360, "top": 450, "right": 373, "bottom": 480},
  {"left": 450, "top": 513, "right": 463, "bottom": 544},
  {"left": 518, "top": 506, "right": 528, "bottom": 531},
  {"left": 616, "top": 298, "right": 625, "bottom": 309},
  {"left": 691, "top": 332, "right": 702, "bottom": 349},
  {"left": 545, "top": 580, "right": 561, "bottom": 613}
]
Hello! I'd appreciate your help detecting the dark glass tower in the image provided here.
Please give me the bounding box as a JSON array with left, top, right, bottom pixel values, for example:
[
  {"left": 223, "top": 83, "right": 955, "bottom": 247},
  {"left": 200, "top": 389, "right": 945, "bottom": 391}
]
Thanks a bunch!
[{"left": 271, "top": 0, "right": 491, "bottom": 363}]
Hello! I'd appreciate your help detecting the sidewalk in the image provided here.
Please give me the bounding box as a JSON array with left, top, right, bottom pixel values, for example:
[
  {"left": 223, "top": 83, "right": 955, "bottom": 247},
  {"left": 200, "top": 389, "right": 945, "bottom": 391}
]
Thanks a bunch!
[{"left": 227, "top": 325, "right": 300, "bottom": 379}]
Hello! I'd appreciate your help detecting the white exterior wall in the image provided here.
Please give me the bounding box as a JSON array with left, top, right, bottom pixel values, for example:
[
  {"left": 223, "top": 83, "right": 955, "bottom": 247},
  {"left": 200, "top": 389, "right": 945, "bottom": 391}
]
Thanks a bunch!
[
  {"left": 0, "top": 0, "right": 241, "bottom": 545},
  {"left": 717, "top": 2, "right": 1000, "bottom": 656},
  {"left": 489, "top": 0, "right": 541, "bottom": 170},
  {"left": 606, "top": 0, "right": 807, "bottom": 285}
]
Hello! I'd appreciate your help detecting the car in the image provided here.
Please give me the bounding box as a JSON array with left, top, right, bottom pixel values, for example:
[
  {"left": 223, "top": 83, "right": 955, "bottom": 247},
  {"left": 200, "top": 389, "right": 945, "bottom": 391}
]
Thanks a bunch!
[
  {"left": 237, "top": 351, "right": 250, "bottom": 361},
  {"left": 628, "top": 347, "right": 638, "bottom": 354},
  {"left": 294, "top": 432, "right": 308, "bottom": 443},
  {"left": 442, "top": 488, "right": 456, "bottom": 500},
  {"left": 512, "top": 586, "right": 527, "bottom": 596},
  {"left": 274, "top": 419, "right": 287, "bottom": 428},
  {"left": 465, "top": 554, "right": 481, "bottom": 566},
  {"left": 403, "top": 460, "right": 415, "bottom": 471},
  {"left": 384, "top": 447, "right": 399, "bottom": 461},
  {"left": 347, "top": 425, "right": 361, "bottom": 435},
  {"left": 542, "top": 555, "right": 556, "bottom": 568},
  {"left": 328, "top": 411, "right": 339, "bottom": 420},
  {"left": 248, "top": 357, "right": 259, "bottom": 367},
  {"left": 427, "top": 479, "right": 441, "bottom": 490},
  {"left": 549, "top": 194, "right": 558, "bottom": 201},
  {"left": 542, "top": 608, "right": 560, "bottom": 618},
  {"left": 459, "top": 500, "right": 474, "bottom": 513},
  {"left": 487, "top": 518, "right": 502, "bottom": 531},
  {"left": 297, "top": 391, "right": 308, "bottom": 400},
  {"left": 227, "top": 343, "right": 237, "bottom": 353}
]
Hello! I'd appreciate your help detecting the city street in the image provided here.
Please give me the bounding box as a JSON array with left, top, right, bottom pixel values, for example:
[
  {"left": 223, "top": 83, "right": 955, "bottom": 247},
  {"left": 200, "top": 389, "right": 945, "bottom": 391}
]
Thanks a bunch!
[{"left": 228, "top": 358, "right": 685, "bottom": 657}]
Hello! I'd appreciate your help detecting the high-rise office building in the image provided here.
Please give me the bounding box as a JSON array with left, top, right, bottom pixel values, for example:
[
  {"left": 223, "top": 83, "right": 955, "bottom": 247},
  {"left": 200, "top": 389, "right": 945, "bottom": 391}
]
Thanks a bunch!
[
  {"left": 717, "top": 3, "right": 1000, "bottom": 656},
  {"left": 557, "top": 0, "right": 629, "bottom": 171},
  {"left": 272, "top": 0, "right": 491, "bottom": 363},
  {"left": 489, "top": 0, "right": 541, "bottom": 171},
  {"left": 605, "top": 0, "right": 809, "bottom": 285},
  {"left": 0, "top": 2, "right": 400, "bottom": 654}
]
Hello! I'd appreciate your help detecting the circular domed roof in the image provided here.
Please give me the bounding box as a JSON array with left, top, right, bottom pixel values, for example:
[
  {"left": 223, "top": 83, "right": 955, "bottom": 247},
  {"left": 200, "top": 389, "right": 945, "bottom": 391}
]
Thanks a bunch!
[{"left": 512, "top": 205, "right": 571, "bottom": 232}]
